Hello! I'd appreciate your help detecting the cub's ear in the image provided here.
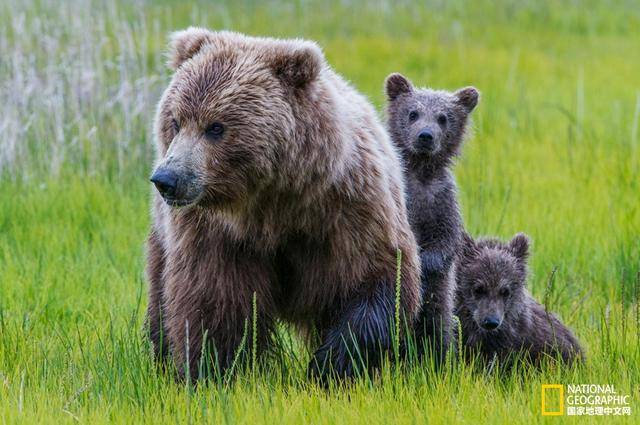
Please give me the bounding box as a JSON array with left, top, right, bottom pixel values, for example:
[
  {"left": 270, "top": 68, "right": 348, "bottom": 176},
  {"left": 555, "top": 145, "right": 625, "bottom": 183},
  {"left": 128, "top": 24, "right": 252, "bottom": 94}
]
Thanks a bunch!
[
  {"left": 271, "top": 41, "right": 324, "bottom": 89},
  {"left": 460, "top": 232, "right": 479, "bottom": 262},
  {"left": 509, "top": 233, "right": 530, "bottom": 262},
  {"left": 385, "top": 73, "right": 413, "bottom": 101},
  {"left": 454, "top": 87, "right": 480, "bottom": 113},
  {"left": 167, "top": 27, "right": 215, "bottom": 70}
]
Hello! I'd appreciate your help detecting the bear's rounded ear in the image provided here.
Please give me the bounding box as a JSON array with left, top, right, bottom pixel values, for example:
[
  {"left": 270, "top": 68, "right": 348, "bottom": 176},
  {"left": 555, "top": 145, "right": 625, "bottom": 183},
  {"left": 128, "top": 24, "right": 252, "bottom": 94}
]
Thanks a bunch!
[
  {"left": 460, "top": 232, "right": 479, "bottom": 262},
  {"left": 454, "top": 87, "right": 480, "bottom": 113},
  {"left": 271, "top": 41, "right": 324, "bottom": 89},
  {"left": 385, "top": 73, "right": 413, "bottom": 101},
  {"left": 167, "top": 27, "right": 215, "bottom": 70},
  {"left": 509, "top": 233, "right": 530, "bottom": 262}
]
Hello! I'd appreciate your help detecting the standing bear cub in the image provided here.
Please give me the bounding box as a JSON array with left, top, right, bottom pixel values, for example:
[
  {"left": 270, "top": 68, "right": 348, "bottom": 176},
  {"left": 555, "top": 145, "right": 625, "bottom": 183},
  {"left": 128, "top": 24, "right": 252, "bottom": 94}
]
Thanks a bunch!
[
  {"left": 456, "top": 233, "right": 584, "bottom": 366},
  {"left": 385, "top": 73, "right": 479, "bottom": 363},
  {"left": 146, "top": 28, "right": 421, "bottom": 383}
]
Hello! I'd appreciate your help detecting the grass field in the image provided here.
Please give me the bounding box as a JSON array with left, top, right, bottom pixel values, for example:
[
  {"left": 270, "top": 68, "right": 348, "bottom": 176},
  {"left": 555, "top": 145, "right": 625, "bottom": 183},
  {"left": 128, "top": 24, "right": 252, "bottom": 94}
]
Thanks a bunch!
[{"left": 1, "top": 0, "right": 639, "bottom": 423}]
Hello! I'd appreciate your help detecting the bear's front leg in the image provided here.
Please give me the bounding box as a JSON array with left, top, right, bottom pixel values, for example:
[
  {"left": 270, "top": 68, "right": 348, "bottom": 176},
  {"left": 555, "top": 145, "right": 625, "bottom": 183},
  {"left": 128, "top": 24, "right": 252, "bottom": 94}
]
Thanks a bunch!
[
  {"left": 145, "top": 229, "right": 169, "bottom": 360},
  {"left": 162, "top": 248, "right": 275, "bottom": 382},
  {"left": 308, "top": 283, "right": 396, "bottom": 383},
  {"left": 414, "top": 249, "right": 456, "bottom": 364}
]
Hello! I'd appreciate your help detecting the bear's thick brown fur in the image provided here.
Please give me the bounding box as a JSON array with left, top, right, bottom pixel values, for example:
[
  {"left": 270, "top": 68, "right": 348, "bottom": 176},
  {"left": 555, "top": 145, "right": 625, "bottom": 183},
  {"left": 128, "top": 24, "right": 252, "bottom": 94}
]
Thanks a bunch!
[{"left": 146, "top": 28, "right": 421, "bottom": 382}]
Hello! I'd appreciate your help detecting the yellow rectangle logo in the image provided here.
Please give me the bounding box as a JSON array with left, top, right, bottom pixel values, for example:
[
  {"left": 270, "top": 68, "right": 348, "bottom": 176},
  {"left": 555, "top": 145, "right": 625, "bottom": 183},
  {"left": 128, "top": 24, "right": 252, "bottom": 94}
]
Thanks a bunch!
[{"left": 542, "top": 384, "right": 564, "bottom": 416}]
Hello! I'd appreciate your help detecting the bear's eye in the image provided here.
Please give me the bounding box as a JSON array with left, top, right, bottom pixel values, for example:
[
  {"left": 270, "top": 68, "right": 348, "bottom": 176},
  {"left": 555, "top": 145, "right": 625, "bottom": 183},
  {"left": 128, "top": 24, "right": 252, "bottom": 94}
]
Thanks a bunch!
[
  {"left": 408, "top": 110, "right": 419, "bottom": 122},
  {"left": 499, "top": 287, "right": 511, "bottom": 297},
  {"left": 171, "top": 118, "right": 180, "bottom": 134},
  {"left": 474, "top": 287, "right": 487, "bottom": 297},
  {"left": 205, "top": 122, "right": 225, "bottom": 141},
  {"left": 437, "top": 114, "right": 447, "bottom": 126}
]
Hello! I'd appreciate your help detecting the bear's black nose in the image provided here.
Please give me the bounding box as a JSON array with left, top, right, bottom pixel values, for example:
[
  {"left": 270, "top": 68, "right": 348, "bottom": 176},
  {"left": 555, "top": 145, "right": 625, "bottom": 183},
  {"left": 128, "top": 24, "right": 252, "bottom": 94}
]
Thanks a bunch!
[
  {"left": 481, "top": 316, "right": 501, "bottom": 330},
  {"left": 416, "top": 129, "right": 436, "bottom": 152},
  {"left": 150, "top": 169, "right": 178, "bottom": 198},
  {"left": 418, "top": 129, "right": 434, "bottom": 143}
]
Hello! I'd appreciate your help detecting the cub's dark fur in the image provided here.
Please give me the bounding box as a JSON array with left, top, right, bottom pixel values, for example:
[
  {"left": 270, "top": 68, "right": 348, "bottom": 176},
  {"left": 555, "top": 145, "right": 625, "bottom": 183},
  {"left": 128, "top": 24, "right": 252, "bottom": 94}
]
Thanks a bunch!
[
  {"left": 385, "top": 73, "right": 479, "bottom": 362},
  {"left": 456, "top": 232, "right": 584, "bottom": 366}
]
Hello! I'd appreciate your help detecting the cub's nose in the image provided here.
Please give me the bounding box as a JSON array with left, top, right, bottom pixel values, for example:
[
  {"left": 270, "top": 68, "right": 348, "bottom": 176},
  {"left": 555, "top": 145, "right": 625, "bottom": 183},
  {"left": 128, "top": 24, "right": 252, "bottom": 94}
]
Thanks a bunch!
[
  {"left": 418, "top": 129, "right": 434, "bottom": 143},
  {"left": 416, "top": 129, "right": 435, "bottom": 151},
  {"left": 150, "top": 169, "right": 178, "bottom": 198},
  {"left": 481, "top": 316, "right": 501, "bottom": 330}
]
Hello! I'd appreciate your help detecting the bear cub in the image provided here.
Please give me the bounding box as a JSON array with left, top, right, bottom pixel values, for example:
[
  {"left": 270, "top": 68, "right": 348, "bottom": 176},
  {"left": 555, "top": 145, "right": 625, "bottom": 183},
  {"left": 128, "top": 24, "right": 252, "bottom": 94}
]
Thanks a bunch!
[
  {"left": 456, "top": 232, "right": 584, "bottom": 366},
  {"left": 385, "top": 73, "right": 479, "bottom": 362}
]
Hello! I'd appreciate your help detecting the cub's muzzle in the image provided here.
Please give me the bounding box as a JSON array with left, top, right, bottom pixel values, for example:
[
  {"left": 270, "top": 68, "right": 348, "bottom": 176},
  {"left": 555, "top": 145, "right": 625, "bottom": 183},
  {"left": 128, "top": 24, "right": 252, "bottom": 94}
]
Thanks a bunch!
[
  {"left": 414, "top": 127, "right": 439, "bottom": 154},
  {"left": 481, "top": 315, "right": 502, "bottom": 331}
]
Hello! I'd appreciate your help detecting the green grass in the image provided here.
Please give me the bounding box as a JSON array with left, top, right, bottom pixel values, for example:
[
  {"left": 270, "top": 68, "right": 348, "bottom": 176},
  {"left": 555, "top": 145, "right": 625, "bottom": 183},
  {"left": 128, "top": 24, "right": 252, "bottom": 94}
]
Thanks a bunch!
[{"left": 1, "top": 0, "right": 639, "bottom": 423}]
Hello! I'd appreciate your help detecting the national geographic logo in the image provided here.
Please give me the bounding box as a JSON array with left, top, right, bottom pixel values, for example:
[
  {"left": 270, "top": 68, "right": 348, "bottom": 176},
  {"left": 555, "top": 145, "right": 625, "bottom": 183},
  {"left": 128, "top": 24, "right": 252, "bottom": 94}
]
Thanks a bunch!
[
  {"left": 541, "top": 384, "right": 632, "bottom": 416},
  {"left": 541, "top": 384, "right": 564, "bottom": 416}
]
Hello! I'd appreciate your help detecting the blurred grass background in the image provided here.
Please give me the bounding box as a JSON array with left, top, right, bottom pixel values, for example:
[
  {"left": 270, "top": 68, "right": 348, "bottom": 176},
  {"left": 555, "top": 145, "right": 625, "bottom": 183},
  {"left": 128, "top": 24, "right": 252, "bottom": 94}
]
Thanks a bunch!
[{"left": 0, "top": 0, "right": 639, "bottom": 423}]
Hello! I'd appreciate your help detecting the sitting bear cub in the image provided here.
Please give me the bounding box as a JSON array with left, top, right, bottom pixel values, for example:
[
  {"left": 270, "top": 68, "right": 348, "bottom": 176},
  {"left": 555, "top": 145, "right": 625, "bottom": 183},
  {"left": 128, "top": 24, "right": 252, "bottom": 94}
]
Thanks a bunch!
[
  {"left": 456, "top": 232, "right": 584, "bottom": 366},
  {"left": 385, "top": 73, "right": 479, "bottom": 363}
]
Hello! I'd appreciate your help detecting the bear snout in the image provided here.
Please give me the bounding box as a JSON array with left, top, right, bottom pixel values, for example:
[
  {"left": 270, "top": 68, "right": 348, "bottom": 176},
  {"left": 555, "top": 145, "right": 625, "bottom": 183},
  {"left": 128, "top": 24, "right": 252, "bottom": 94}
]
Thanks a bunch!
[
  {"left": 150, "top": 167, "right": 200, "bottom": 207},
  {"left": 414, "top": 128, "right": 439, "bottom": 154},
  {"left": 481, "top": 315, "right": 502, "bottom": 331},
  {"left": 151, "top": 168, "right": 179, "bottom": 198}
]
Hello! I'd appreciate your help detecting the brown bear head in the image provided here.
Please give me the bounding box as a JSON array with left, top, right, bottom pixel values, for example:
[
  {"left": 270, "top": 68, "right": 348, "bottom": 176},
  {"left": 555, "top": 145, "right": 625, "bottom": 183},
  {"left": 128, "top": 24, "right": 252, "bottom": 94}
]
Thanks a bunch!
[
  {"left": 385, "top": 73, "right": 479, "bottom": 171},
  {"left": 151, "top": 28, "right": 324, "bottom": 208},
  {"left": 457, "top": 233, "right": 530, "bottom": 332}
]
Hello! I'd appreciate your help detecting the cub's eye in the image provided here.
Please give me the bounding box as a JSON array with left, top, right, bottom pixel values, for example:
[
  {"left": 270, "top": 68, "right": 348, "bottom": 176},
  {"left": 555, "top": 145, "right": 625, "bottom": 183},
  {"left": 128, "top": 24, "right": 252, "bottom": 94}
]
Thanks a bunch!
[
  {"left": 171, "top": 118, "right": 180, "bottom": 134},
  {"left": 499, "top": 288, "right": 511, "bottom": 297},
  {"left": 437, "top": 114, "right": 447, "bottom": 126},
  {"left": 205, "top": 122, "right": 225, "bottom": 140},
  {"left": 474, "top": 287, "right": 487, "bottom": 297},
  {"left": 408, "top": 110, "right": 419, "bottom": 122}
]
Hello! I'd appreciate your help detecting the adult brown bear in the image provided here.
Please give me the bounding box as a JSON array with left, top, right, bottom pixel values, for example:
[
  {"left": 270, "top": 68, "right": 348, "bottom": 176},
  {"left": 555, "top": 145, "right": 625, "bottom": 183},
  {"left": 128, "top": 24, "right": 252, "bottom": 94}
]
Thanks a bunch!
[{"left": 146, "top": 28, "right": 420, "bottom": 382}]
